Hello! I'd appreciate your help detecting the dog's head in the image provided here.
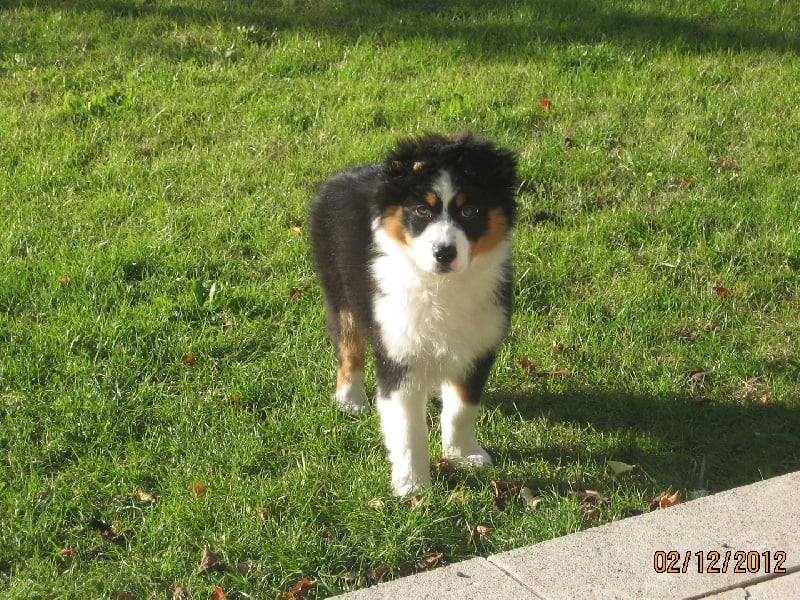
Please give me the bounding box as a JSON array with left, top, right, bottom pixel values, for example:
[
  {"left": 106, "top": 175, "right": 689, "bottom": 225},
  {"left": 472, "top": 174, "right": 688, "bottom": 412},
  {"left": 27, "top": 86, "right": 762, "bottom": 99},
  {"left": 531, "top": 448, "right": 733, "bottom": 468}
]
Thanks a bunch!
[{"left": 377, "top": 133, "right": 518, "bottom": 274}]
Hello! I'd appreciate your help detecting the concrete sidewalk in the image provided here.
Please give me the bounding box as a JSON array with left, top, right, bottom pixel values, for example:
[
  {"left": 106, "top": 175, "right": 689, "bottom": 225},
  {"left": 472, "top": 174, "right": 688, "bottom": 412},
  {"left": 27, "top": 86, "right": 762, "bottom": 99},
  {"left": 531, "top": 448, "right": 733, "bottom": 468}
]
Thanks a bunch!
[{"left": 336, "top": 471, "right": 799, "bottom": 600}]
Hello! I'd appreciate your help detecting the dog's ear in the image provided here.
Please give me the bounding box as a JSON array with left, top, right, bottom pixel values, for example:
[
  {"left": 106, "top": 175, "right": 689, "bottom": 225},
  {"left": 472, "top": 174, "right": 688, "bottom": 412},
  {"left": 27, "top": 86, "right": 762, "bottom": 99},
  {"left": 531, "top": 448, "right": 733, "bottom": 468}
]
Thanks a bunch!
[
  {"left": 387, "top": 159, "right": 425, "bottom": 178},
  {"left": 462, "top": 144, "right": 518, "bottom": 189}
]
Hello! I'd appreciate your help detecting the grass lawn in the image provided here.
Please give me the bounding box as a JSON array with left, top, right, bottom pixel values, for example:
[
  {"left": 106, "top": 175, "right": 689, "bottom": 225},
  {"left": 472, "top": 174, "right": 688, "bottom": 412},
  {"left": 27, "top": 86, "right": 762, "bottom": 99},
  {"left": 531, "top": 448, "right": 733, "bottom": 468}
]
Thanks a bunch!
[{"left": 2, "top": 0, "right": 799, "bottom": 597}]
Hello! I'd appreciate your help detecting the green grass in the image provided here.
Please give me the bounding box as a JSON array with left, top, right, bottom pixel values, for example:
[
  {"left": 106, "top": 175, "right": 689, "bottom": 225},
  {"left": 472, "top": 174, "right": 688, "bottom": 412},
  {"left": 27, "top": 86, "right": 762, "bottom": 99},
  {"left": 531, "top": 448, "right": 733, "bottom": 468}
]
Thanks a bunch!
[{"left": 2, "top": 0, "right": 799, "bottom": 597}]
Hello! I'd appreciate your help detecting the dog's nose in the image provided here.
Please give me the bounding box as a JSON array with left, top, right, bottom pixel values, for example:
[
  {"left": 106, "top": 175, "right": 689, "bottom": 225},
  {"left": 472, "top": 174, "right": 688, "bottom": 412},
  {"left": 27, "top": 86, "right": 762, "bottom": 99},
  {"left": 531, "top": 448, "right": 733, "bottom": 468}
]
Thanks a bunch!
[{"left": 433, "top": 244, "right": 457, "bottom": 264}]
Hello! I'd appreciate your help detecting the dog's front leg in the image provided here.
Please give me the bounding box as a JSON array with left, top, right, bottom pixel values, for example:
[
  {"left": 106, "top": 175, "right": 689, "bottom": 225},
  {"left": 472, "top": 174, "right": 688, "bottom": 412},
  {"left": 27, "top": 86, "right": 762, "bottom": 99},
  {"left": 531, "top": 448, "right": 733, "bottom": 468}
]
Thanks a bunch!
[
  {"left": 440, "top": 383, "right": 492, "bottom": 467},
  {"left": 377, "top": 387, "right": 431, "bottom": 496}
]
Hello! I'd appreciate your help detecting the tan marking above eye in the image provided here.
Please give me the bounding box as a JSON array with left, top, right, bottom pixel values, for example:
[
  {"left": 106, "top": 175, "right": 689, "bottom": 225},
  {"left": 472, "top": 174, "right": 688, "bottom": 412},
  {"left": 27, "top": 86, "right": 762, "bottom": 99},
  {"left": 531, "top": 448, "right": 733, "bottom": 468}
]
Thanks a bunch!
[
  {"left": 454, "top": 192, "right": 467, "bottom": 208},
  {"left": 424, "top": 191, "right": 438, "bottom": 207}
]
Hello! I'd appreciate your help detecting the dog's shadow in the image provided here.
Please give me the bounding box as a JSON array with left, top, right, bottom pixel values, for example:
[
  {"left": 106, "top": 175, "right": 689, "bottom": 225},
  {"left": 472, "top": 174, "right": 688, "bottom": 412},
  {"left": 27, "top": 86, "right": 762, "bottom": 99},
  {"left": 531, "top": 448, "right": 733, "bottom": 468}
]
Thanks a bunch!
[{"left": 481, "top": 386, "right": 800, "bottom": 493}]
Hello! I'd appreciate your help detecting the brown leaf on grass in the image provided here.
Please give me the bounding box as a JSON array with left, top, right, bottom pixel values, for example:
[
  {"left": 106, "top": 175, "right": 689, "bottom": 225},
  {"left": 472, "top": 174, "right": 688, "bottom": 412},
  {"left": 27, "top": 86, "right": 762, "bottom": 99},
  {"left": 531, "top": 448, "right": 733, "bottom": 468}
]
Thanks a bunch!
[
  {"left": 466, "top": 525, "right": 493, "bottom": 545},
  {"left": 289, "top": 284, "right": 310, "bottom": 300},
  {"left": 85, "top": 517, "right": 130, "bottom": 545},
  {"left": 517, "top": 355, "right": 537, "bottom": 371},
  {"left": 135, "top": 488, "right": 157, "bottom": 504},
  {"left": 208, "top": 587, "right": 227, "bottom": 600},
  {"left": 689, "top": 370, "right": 709, "bottom": 383},
  {"left": 581, "top": 507, "right": 602, "bottom": 524},
  {"left": 284, "top": 579, "right": 316, "bottom": 600},
  {"left": 490, "top": 479, "right": 521, "bottom": 509},
  {"left": 433, "top": 458, "right": 456, "bottom": 474},
  {"left": 607, "top": 460, "right": 636, "bottom": 475},
  {"left": 573, "top": 489, "right": 610, "bottom": 505},
  {"left": 364, "top": 566, "right": 390, "bottom": 583},
  {"left": 520, "top": 487, "right": 545, "bottom": 509},
  {"left": 714, "top": 285, "right": 733, "bottom": 299},
  {"left": 60, "top": 276, "right": 73, "bottom": 286},
  {"left": 572, "top": 489, "right": 609, "bottom": 524},
  {"left": 288, "top": 217, "right": 304, "bottom": 236},
  {"left": 181, "top": 351, "right": 196, "bottom": 364},
  {"left": 517, "top": 356, "right": 573, "bottom": 378},
  {"left": 197, "top": 546, "right": 227, "bottom": 575},
  {"left": 548, "top": 368, "right": 573, "bottom": 377},
  {"left": 647, "top": 490, "right": 681, "bottom": 512},
  {"left": 60, "top": 547, "right": 74, "bottom": 559},
  {"left": 408, "top": 494, "right": 424, "bottom": 509},
  {"left": 418, "top": 551, "right": 444, "bottom": 570},
  {"left": 189, "top": 481, "right": 208, "bottom": 498},
  {"left": 540, "top": 98, "right": 551, "bottom": 109}
]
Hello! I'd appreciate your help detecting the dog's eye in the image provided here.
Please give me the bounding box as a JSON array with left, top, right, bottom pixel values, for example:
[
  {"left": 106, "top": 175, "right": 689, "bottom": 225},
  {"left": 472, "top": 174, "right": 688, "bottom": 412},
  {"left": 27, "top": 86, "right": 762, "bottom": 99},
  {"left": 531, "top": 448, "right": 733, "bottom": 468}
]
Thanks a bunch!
[
  {"left": 460, "top": 205, "right": 479, "bottom": 220},
  {"left": 413, "top": 205, "right": 433, "bottom": 218}
]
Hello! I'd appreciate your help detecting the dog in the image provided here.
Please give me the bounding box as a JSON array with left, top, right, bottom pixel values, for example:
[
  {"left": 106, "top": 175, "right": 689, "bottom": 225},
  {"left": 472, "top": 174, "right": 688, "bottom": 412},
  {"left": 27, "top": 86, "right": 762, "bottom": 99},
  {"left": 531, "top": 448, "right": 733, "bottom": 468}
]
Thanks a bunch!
[{"left": 310, "top": 133, "right": 518, "bottom": 496}]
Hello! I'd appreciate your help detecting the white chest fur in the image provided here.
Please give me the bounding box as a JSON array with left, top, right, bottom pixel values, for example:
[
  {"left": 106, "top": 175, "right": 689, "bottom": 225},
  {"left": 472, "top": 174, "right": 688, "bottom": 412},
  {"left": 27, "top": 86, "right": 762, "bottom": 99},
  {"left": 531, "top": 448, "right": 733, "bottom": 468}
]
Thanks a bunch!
[{"left": 371, "top": 227, "right": 510, "bottom": 387}]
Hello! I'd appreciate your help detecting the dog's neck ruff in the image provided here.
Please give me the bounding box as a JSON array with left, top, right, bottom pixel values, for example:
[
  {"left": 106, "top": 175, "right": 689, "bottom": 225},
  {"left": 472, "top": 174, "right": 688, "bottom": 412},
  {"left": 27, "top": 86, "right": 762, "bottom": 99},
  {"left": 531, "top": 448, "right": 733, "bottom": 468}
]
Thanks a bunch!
[{"left": 370, "top": 223, "right": 511, "bottom": 389}]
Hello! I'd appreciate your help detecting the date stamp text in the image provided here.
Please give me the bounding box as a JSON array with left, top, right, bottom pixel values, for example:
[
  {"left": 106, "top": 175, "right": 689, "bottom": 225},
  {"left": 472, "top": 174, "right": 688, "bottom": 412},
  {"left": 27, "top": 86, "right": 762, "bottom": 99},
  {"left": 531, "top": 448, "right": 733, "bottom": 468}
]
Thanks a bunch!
[{"left": 654, "top": 550, "right": 787, "bottom": 574}]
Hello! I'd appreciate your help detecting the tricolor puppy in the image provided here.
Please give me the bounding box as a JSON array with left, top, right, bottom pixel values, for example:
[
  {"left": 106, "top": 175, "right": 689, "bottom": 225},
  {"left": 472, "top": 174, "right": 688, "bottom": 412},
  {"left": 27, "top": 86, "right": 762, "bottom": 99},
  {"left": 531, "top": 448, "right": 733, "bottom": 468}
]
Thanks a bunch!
[{"left": 310, "top": 133, "right": 517, "bottom": 496}]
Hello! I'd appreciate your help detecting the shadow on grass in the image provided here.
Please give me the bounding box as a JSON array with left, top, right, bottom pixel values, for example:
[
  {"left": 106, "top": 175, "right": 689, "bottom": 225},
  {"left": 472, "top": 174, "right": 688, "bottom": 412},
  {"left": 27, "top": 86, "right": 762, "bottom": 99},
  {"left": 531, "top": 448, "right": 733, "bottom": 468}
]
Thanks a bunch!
[
  {"left": 486, "top": 386, "right": 800, "bottom": 493},
  {"left": 15, "top": 0, "right": 800, "bottom": 54}
]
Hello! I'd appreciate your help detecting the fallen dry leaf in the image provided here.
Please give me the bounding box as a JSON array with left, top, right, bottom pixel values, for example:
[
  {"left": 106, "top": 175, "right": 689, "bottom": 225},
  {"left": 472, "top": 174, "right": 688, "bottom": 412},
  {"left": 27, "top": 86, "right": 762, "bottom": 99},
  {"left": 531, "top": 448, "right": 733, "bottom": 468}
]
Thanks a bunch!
[
  {"left": 517, "top": 356, "right": 537, "bottom": 371},
  {"left": 574, "top": 489, "right": 610, "bottom": 505},
  {"left": 714, "top": 285, "right": 733, "bottom": 298},
  {"left": 466, "top": 524, "right": 493, "bottom": 545},
  {"left": 517, "top": 356, "right": 572, "bottom": 378},
  {"left": 197, "top": 546, "right": 227, "bottom": 575},
  {"left": 417, "top": 551, "right": 444, "bottom": 571},
  {"left": 60, "top": 276, "right": 73, "bottom": 286},
  {"left": 85, "top": 517, "right": 130, "bottom": 545},
  {"left": 189, "top": 481, "right": 208, "bottom": 498},
  {"left": 289, "top": 284, "right": 310, "bottom": 300},
  {"left": 647, "top": 490, "right": 681, "bottom": 511},
  {"left": 284, "top": 579, "right": 316, "bottom": 600},
  {"left": 540, "top": 98, "right": 551, "bottom": 109},
  {"left": 135, "top": 488, "right": 156, "bottom": 504},
  {"left": 490, "top": 479, "right": 521, "bottom": 509},
  {"left": 208, "top": 587, "right": 227, "bottom": 600},
  {"left": 433, "top": 458, "right": 456, "bottom": 474},
  {"left": 181, "top": 351, "right": 196, "bottom": 364},
  {"left": 581, "top": 507, "right": 602, "bottom": 524},
  {"left": 519, "top": 487, "right": 544, "bottom": 509},
  {"left": 364, "top": 566, "right": 390, "bottom": 583},
  {"left": 607, "top": 460, "right": 636, "bottom": 475},
  {"left": 408, "top": 494, "right": 424, "bottom": 509}
]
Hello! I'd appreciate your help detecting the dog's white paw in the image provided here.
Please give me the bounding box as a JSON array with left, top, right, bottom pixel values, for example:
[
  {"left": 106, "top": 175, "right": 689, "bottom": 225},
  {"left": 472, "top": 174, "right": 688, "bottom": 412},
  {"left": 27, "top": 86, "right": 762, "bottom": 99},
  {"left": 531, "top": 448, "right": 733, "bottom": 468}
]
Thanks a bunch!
[
  {"left": 391, "top": 468, "right": 431, "bottom": 497},
  {"left": 443, "top": 445, "right": 493, "bottom": 468},
  {"left": 334, "top": 372, "right": 369, "bottom": 415},
  {"left": 334, "top": 385, "right": 369, "bottom": 415}
]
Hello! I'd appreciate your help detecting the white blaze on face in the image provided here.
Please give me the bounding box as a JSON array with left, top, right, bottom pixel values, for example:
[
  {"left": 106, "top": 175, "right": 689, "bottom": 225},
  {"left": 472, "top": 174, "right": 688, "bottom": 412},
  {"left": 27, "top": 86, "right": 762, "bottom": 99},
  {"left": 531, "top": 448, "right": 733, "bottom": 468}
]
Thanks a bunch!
[{"left": 409, "top": 170, "right": 471, "bottom": 274}]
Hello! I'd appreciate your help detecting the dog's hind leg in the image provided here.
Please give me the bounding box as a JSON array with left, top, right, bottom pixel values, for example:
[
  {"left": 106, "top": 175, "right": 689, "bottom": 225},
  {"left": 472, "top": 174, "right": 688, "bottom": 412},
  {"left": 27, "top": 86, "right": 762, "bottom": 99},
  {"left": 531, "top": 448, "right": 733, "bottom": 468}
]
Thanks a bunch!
[{"left": 332, "top": 309, "right": 369, "bottom": 415}]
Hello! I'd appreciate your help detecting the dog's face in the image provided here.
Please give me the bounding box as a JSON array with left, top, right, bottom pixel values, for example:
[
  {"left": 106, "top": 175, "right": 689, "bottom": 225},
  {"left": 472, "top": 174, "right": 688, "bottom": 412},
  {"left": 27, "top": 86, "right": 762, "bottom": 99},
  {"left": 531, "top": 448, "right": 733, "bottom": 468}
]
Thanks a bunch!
[{"left": 378, "top": 134, "right": 518, "bottom": 274}]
